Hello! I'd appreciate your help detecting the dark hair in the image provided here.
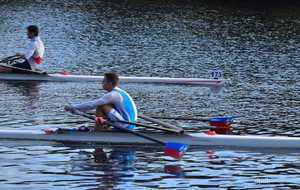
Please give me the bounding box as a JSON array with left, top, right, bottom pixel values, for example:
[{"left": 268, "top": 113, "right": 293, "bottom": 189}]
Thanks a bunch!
[
  {"left": 27, "top": 25, "right": 39, "bottom": 36},
  {"left": 104, "top": 73, "right": 119, "bottom": 86}
]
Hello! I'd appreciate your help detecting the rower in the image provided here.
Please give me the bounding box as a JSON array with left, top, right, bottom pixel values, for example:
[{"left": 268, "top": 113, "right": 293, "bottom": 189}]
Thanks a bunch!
[
  {"left": 65, "top": 73, "right": 138, "bottom": 131},
  {"left": 14, "top": 25, "right": 45, "bottom": 71}
]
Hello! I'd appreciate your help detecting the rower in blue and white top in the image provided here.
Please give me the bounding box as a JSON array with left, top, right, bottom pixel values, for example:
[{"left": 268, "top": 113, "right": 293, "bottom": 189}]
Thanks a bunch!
[{"left": 66, "top": 73, "right": 138, "bottom": 131}]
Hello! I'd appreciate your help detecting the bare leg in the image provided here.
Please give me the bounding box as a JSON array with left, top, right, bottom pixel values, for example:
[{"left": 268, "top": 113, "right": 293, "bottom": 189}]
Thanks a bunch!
[{"left": 94, "top": 104, "right": 113, "bottom": 131}]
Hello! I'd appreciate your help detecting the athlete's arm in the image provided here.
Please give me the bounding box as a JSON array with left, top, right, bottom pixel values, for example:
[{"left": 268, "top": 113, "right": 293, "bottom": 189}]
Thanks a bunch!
[
  {"left": 24, "top": 41, "right": 37, "bottom": 60},
  {"left": 73, "top": 92, "right": 116, "bottom": 112}
]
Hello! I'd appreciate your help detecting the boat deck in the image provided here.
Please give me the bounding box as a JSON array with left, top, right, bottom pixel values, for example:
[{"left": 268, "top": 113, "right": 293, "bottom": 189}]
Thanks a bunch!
[
  {"left": 0, "top": 129, "right": 299, "bottom": 149},
  {"left": 0, "top": 73, "right": 225, "bottom": 86}
]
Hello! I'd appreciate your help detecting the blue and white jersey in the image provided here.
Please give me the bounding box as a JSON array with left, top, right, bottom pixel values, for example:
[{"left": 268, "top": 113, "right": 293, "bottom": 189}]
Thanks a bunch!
[{"left": 73, "top": 87, "right": 137, "bottom": 130}]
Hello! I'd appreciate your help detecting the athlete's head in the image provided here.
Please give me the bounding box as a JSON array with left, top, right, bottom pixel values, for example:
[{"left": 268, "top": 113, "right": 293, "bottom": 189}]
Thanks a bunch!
[
  {"left": 102, "top": 73, "right": 119, "bottom": 91},
  {"left": 27, "top": 25, "right": 39, "bottom": 39}
]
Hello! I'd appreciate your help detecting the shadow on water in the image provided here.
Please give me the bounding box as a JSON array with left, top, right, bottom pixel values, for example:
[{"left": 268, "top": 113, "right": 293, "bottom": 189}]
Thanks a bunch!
[
  {"left": 1, "top": 81, "right": 41, "bottom": 98},
  {"left": 41, "top": 146, "right": 137, "bottom": 189}
]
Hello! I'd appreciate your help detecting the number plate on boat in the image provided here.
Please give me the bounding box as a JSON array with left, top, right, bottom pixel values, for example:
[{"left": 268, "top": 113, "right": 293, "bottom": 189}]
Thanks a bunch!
[{"left": 209, "top": 70, "right": 223, "bottom": 79}]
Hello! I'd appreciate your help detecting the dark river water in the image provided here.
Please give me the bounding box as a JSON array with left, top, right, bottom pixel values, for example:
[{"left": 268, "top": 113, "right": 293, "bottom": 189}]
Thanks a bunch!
[{"left": 0, "top": 0, "right": 299, "bottom": 189}]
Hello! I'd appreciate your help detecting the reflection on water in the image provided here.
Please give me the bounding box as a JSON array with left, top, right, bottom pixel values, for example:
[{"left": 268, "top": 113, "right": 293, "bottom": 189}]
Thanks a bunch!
[
  {"left": 66, "top": 148, "right": 137, "bottom": 189},
  {"left": 0, "top": 0, "right": 299, "bottom": 189},
  {"left": 0, "top": 141, "right": 299, "bottom": 189},
  {"left": 164, "top": 165, "right": 184, "bottom": 178},
  {"left": 2, "top": 81, "right": 41, "bottom": 97},
  {"left": 94, "top": 148, "right": 136, "bottom": 189}
]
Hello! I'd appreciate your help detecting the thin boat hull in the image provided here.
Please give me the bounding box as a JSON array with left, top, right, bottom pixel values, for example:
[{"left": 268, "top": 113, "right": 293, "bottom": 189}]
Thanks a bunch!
[
  {"left": 0, "top": 130, "right": 299, "bottom": 149},
  {"left": 0, "top": 73, "right": 225, "bottom": 86}
]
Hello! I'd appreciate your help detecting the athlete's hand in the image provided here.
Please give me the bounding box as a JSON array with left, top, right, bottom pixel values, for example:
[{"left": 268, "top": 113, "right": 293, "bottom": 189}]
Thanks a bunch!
[{"left": 95, "top": 117, "right": 107, "bottom": 125}]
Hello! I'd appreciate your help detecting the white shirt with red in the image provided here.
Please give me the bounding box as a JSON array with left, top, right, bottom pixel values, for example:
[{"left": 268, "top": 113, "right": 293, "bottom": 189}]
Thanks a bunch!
[{"left": 25, "top": 36, "right": 45, "bottom": 70}]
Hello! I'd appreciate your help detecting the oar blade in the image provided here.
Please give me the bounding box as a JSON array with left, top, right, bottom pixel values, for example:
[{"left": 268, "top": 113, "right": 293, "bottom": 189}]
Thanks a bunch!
[
  {"left": 208, "top": 117, "right": 234, "bottom": 134},
  {"left": 209, "top": 116, "right": 238, "bottom": 126},
  {"left": 209, "top": 116, "right": 236, "bottom": 122},
  {"left": 164, "top": 142, "right": 189, "bottom": 159}
]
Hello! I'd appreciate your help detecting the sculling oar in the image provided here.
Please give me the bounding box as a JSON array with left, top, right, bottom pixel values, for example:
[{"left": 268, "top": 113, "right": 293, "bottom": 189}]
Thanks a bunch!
[
  {"left": 110, "top": 118, "right": 183, "bottom": 134},
  {"left": 149, "top": 115, "right": 237, "bottom": 122},
  {"left": 66, "top": 108, "right": 189, "bottom": 159},
  {"left": 64, "top": 103, "right": 182, "bottom": 134},
  {"left": 149, "top": 115, "right": 237, "bottom": 134},
  {"left": 0, "top": 55, "right": 22, "bottom": 65},
  {"left": 116, "top": 119, "right": 233, "bottom": 132},
  {"left": 139, "top": 114, "right": 184, "bottom": 133},
  {"left": 149, "top": 115, "right": 237, "bottom": 127}
]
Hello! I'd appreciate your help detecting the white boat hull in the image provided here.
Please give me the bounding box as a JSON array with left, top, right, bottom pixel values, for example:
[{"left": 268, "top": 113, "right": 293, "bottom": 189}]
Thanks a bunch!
[
  {"left": 0, "top": 129, "right": 299, "bottom": 149},
  {"left": 0, "top": 73, "right": 225, "bottom": 86}
]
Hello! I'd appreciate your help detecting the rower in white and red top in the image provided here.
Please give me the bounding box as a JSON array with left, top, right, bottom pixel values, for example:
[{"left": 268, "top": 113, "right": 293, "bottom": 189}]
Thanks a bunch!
[
  {"left": 65, "top": 73, "right": 138, "bottom": 131},
  {"left": 13, "top": 25, "right": 45, "bottom": 71}
]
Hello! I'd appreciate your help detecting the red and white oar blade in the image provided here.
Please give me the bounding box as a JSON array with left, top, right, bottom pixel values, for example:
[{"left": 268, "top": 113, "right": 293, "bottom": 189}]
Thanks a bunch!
[{"left": 164, "top": 142, "right": 189, "bottom": 159}]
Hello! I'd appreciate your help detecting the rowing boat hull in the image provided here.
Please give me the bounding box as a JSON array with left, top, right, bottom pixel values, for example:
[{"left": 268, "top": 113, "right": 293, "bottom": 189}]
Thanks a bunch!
[
  {"left": 0, "top": 130, "right": 299, "bottom": 149},
  {"left": 0, "top": 73, "right": 225, "bottom": 86}
]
